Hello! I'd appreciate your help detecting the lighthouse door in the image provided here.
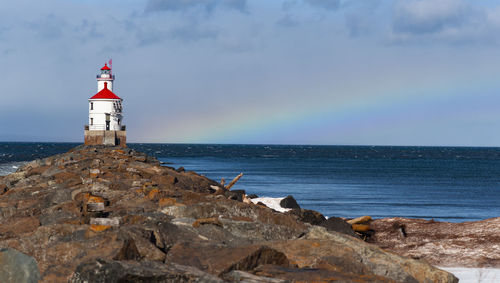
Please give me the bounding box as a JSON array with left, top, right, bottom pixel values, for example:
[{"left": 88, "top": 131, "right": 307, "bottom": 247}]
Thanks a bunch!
[{"left": 105, "top": 114, "right": 110, "bottom": 130}]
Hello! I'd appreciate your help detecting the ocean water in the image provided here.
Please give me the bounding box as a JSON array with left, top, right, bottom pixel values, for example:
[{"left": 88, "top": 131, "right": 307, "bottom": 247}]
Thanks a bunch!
[{"left": 1, "top": 143, "right": 500, "bottom": 222}]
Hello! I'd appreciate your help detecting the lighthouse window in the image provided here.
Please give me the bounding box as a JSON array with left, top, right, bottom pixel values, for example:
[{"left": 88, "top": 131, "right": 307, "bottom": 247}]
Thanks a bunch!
[
  {"left": 90, "top": 102, "right": 93, "bottom": 110},
  {"left": 90, "top": 118, "right": 93, "bottom": 125}
]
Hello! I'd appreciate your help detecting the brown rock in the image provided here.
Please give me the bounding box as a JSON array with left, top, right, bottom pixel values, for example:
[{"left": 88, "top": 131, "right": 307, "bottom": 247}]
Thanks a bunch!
[
  {"left": 252, "top": 264, "right": 397, "bottom": 283},
  {"left": 369, "top": 217, "right": 500, "bottom": 268},
  {"left": 0, "top": 146, "right": 459, "bottom": 283},
  {"left": 167, "top": 242, "right": 290, "bottom": 276},
  {"left": 287, "top": 208, "right": 326, "bottom": 225},
  {"left": 158, "top": 197, "right": 177, "bottom": 207},
  {"left": 0, "top": 217, "right": 40, "bottom": 239},
  {"left": 192, "top": 217, "right": 223, "bottom": 228}
]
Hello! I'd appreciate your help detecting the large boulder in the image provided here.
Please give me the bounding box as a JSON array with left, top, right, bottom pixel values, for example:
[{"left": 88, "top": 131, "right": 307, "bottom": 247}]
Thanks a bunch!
[
  {"left": 320, "top": 216, "right": 358, "bottom": 238},
  {"left": 0, "top": 248, "right": 40, "bottom": 283},
  {"left": 279, "top": 195, "right": 300, "bottom": 210},
  {"left": 166, "top": 243, "right": 290, "bottom": 276},
  {"left": 69, "top": 259, "right": 222, "bottom": 283},
  {"left": 287, "top": 208, "right": 326, "bottom": 225},
  {"left": 369, "top": 217, "right": 500, "bottom": 268}
]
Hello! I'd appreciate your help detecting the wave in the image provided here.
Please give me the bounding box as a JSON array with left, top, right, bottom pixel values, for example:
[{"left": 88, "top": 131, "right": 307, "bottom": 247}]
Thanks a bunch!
[{"left": 0, "top": 161, "right": 27, "bottom": 176}]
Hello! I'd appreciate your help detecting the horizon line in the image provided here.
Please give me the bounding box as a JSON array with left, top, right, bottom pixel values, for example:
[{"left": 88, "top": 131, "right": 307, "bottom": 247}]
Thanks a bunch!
[{"left": 1, "top": 140, "right": 500, "bottom": 149}]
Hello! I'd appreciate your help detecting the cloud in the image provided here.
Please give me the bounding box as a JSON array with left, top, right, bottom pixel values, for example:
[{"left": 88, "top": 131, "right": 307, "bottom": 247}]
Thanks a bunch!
[
  {"left": 393, "top": 0, "right": 470, "bottom": 35},
  {"left": 344, "top": 0, "right": 383, "bottom": 37},
  {"left": 304, "top": 0, "right": 340, "bottom": 11},
  {"left": 169, "top": 24, "right": 219, "bottom": 42},
  {"left": 145, "top": 0, "right": 247, "bottom": 13},
  {"left": 388, "top": 0, "right": 500, "bottom": 45},
  {"left": 277, "top": 14, "right": 300, "bottom": 28},
  {"left": 27, "top": 14, "right": 67, "bottom": 40}
]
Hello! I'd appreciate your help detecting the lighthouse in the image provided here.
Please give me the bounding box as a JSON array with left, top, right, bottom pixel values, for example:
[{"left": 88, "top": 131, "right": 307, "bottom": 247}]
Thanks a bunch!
[
  {"left": 97, "top": 63, "right": 114, "bottom": 92},
  {"left": 84, "top": 63, "right": 126, "bottom": 147}
]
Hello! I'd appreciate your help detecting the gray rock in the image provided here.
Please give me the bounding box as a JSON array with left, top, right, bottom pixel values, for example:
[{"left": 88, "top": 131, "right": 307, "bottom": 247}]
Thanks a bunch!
[
  {"left": 0, "top": 248, "right": 40, "bottom": 283},
  {"left": 69, "top": 259, "right": 223, "bottom": 283},
  {"left": 320, "top": 216, "right": 358, "bottom": 238},
  {"left": 48, "top": 189, "right": 72, "bottom": 205},
  {"left": 224, "top": 270, "right": 287, "bottom": 282},
  {"left": 90, "top": 217, "right": 120, "bottom": 226},
  {"left": 279, "top": 195, "right": 300, "bottom": 210}
]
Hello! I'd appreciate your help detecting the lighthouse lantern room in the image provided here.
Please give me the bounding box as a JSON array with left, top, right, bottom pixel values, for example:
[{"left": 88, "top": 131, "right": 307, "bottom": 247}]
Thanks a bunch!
[{"left": 84, "top": 63, "right": 126, "bottom": 147}]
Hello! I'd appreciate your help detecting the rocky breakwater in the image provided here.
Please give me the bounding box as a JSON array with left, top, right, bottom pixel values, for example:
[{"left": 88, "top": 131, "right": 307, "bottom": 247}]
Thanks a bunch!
[
  {"left": 0, "top": 145, "right": 457, "bottom": 282},
  {"left": 369, "top": 217, "right": 500, "bottom": 268}
]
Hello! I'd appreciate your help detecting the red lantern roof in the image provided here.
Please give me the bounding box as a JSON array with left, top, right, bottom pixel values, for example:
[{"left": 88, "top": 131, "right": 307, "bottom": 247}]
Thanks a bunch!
[
  {"left": 90, "top": 82, "right": 121, "bottom": 100},
  {"left": 101, "top": 63, "right": 111, "bottom": 71}
]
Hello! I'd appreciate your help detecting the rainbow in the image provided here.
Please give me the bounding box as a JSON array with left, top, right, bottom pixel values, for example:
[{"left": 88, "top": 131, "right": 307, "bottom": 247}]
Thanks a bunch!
[{"left": 137, "top": 69, "right": 500, "bottom": 146}]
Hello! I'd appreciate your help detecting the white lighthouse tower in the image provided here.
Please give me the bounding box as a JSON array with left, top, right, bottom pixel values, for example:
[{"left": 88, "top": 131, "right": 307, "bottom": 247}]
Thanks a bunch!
[
  {"left": 97, "top": 63, "right": 114, "bottom": 92},
  {"left": 84, "top": 63, "right": 126, "bottom": 147}
]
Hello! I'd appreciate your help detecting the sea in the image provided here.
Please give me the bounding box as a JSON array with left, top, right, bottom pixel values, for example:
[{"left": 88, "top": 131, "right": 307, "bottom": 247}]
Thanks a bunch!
[{"left": 1, "top": 142, "right": 500, "bottom": 223}]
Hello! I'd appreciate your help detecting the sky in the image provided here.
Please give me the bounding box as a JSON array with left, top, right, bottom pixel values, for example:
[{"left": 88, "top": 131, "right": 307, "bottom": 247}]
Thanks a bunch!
[{"left": 2, "top": 0, "right": 500, "bottom": 146}]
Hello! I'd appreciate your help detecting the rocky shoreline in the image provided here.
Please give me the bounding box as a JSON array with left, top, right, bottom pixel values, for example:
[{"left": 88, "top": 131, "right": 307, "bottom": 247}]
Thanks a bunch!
[
  {"left": 368, "top": 217, "right": 500, "bottom": 268},
  {"left": 0, "top": 145, "right": 459, "bottom": 282}
]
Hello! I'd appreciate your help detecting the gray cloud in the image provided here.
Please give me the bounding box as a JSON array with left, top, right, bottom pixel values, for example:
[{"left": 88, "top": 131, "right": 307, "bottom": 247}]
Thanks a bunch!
[
  {"left": 277, "top": 14, "right": 300, "bottom": 28},
  {"left": 304, "top": 0, "right": 340, "bottom": 11},
  {"left": 393, "top": 0, "right": 470, "bottom": 35},
  {"left": 344, "top": 0, "right": 382, "bottom": 37},
  {"left": 27, "top": 14, "right": 67, "bottom": 40},
  {"left": 387, "top": 0, "right": 500, "bottom": 45},
  {"left": 145, "top": 0, "right": 247, "bottom": 13},
  {"left": 169, "top": 24, "right": 219, "bottom": 42}
]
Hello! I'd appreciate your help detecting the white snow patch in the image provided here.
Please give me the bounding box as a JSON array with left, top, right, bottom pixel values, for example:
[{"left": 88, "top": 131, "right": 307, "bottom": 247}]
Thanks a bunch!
[
  {"left": 440, "top": 267, "right": 500, "bottom": 283},
  {"left": 250, "top": 197, "right": 290, "bottom": 213}
]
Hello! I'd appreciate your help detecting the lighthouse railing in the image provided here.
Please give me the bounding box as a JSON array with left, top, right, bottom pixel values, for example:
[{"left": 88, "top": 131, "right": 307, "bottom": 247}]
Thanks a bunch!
[{"left": 85, "top": 125, "right": 125, "bottom": 131}]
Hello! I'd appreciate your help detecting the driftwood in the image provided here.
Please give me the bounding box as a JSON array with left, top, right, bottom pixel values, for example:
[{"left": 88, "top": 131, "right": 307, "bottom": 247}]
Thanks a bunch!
[
  {"left": 225, "top": 173, "right": 243, "bottom": 190},
  {"left": 347, "top": 216, "right": 372, "bottom": 225},
  {"left": 352, "top": 224, "right": 371, "bottom": 233}
]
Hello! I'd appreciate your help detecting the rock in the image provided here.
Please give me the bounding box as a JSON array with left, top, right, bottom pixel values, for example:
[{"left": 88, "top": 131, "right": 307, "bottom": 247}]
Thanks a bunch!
[
  {"left": 0, "top": 248, "right": 41, "bottom": 283},
  {"left": 90, "top": 217, "right": 120, "bottom": 226},
  {"left": 369, "top": 217, "right": 500, "bottom": 268},
  {"left": 89, "top": 169, "right": 100, "bottom": 178},
  {"left": 252, "top": 264, "right": 395, "bottom": 282},
  {"left": 287, "top": 208, "right": 326, "bottom": 225},
  {"left": 192, "top": 217, "right": 223, "bottom": 228},
  {"left": 87, "top": 202, "right": 105, "bottom": 212},
  {"left": 242, "top": 194, "right": 253, "bottom": 204},
  {"left": 0, "top": 217, "right": 40, "bottom": 239},
  {"left": 319, "top": 216, "right": 358, "bottom": 238},
  {"left": 247, "top": 194, "right": 258, "bottom": 199},
  {"left": 166, "top": 243, "right": 290, "bottom": 276},
  {"left": 113, "top": 238, "right": 141, "bottom": 261},
  {"left": 294, "top": 226, "right": 458, "bottom": 283},
  {"left": 223, "top": 270, "right": 287, "bottom": 283},
  {"left": 0, "top": 146, "right": 460, "bottom": 282},
  {"left": 225, "top": 189, "right": 245, "bottom": 202},
  {"left": 70, "top": 259, "right": 223, "bottom": 283},
  {"left": 279, "top": 195, "right": 300, "bottom": 210}
]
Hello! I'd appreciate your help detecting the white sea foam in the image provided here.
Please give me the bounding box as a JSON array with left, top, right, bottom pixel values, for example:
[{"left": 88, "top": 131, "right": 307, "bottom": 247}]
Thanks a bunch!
[
  {"left": 0, "top": 162, "right": 27, "bottom": 176},
  {"left": 440, "top": 267, "right": 500, "bottom": 283},
  {"left": 250, "top": 197, "right": 290, "bottom": 213}
]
